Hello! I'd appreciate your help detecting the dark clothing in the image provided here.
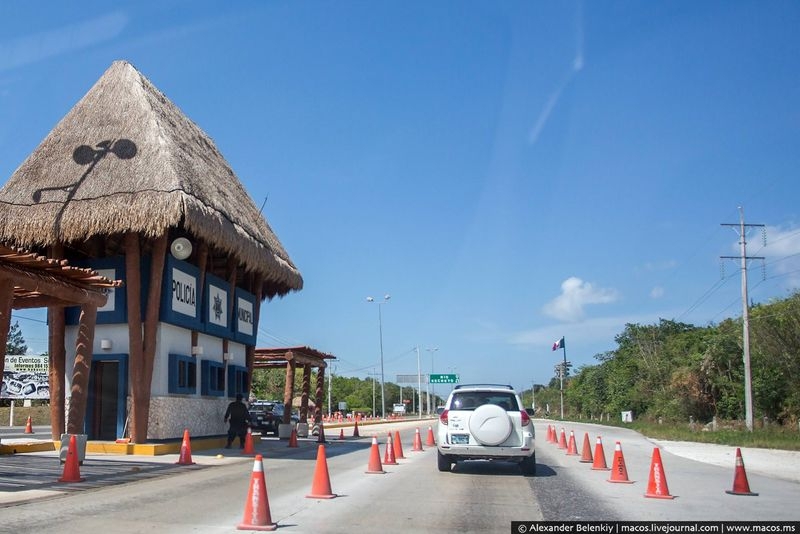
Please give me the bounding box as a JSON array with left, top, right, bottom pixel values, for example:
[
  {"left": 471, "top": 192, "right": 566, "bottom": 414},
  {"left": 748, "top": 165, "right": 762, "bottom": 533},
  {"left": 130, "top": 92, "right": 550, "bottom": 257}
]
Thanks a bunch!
[{"left": 224, "top": 400, "right": 250, "bottom": 448}]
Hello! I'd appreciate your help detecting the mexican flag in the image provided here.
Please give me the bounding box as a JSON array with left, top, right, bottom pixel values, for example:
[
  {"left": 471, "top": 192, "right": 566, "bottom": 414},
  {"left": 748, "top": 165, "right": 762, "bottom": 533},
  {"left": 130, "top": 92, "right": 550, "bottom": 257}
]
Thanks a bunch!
[{"left": 552, "top": 337, "right": 565, "bottom": 351}]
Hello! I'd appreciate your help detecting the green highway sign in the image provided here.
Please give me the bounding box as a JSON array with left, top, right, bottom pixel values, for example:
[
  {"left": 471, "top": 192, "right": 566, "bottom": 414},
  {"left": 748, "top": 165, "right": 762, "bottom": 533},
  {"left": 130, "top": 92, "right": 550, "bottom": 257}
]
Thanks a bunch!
[{"left": 429, "top": 373, "right": 459, "bottom": 384}]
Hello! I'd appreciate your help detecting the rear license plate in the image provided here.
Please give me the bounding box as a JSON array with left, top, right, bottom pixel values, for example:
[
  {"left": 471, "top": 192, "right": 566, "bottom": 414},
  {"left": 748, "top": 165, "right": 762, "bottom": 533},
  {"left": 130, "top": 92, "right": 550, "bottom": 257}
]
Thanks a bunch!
[{"left": 450, "top": 434, "right": 469, "bottom": 445}]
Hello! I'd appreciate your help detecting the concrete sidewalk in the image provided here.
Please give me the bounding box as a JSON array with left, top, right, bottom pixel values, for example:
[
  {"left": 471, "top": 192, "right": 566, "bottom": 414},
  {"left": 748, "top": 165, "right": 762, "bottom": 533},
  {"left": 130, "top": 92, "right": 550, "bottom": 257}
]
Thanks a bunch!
[{"left": 652, "top": 439, "right": 800, "bottom": 483}]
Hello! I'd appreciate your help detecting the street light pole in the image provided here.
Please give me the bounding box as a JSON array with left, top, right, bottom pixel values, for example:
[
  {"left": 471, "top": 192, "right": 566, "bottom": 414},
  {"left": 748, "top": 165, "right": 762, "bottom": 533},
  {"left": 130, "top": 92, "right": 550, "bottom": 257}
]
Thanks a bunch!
[
  {"left": 416, "top": 346, "right": 422, "bottom": 419},
  {"left": 426, "top": 347, "right": 438, "bottom": 412},
  {"left": 367, "top": 295, "right": 390, "bottom": 419},
  {"left": 371, "top": 368, "right": 376, "bottom": 417}
]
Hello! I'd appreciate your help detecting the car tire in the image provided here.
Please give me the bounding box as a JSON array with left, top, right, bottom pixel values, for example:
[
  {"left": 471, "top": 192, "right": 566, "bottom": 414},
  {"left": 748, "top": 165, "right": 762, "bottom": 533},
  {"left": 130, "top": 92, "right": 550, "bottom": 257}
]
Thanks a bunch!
[
  {"left": 468, "top": 404, "right": 513, "bottom": 446},
  {"left": 437, "top": 451, "right": 452, "bottom": 472},
  {"left": 520, "top": 453, "right": 536, "bottom": 476}
]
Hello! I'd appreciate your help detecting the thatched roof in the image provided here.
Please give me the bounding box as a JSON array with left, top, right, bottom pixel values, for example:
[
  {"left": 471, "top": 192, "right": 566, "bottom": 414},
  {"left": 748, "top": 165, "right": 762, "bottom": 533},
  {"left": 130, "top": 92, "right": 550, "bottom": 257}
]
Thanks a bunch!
[{"left": 0, "top": 60, "right": 301, "bottom": 297}]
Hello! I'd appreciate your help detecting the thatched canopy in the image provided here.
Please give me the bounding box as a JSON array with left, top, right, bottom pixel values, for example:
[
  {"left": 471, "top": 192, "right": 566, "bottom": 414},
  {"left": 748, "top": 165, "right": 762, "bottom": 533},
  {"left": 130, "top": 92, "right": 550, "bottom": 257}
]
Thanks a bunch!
[{"left": 0, "top": 60, "right": 301, "bottom": 298}]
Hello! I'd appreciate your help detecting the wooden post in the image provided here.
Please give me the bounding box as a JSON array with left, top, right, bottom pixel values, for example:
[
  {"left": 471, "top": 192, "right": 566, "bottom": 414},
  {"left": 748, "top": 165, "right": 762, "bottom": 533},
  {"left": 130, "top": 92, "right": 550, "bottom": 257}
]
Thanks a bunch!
[
  {"left": 300, "top": 364, "right": 311, "bottom": 423},
  {"left": 314, "top": 366, "right": 326, "bottom": 426},
  {"left": 66, "top": 304, "right": 98, "bottom": 434},
  {"left": 0, "top": 277, "right": 14, "bottom": 387},
  {"left": 139, "top": 233, "right": 168, "bottom": 437},
  {"left": 48, "top": 307, "right": 66, "bottom": 439},
  {"left": 125, "top": 233, "right": 146, "bottom": 443},
  {"left": 245, "top": 274, "right": 263, "bottom": 394},
  {"left": 282, "top": 352, "right": 296, "bottom": 425},
  {"left": 48, "top": 243, "right": 66, "bottom": 440}
]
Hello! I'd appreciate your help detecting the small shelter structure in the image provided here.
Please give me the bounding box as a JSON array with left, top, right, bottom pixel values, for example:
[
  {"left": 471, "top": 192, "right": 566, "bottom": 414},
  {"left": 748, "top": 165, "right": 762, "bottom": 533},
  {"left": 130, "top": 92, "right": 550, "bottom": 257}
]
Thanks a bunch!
[
  {"left": 0, "top": 61, "right": 302, "bottom": 442},
  {"left": 253, "top": 347, "right": 334, "bottom": 433},
  {"left": 0, "top": 243, "right": 120, "bottom": 428}
]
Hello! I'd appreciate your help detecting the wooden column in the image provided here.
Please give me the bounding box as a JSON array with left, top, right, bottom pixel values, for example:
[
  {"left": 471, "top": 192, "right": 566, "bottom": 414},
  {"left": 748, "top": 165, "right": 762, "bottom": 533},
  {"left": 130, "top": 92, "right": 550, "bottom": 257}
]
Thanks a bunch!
[
  {"left": 223, "top": 256, "right": 238, "bottom": 373},
  {"left": 0, "top": 277, "right": 13, "bottom": 387},
  {"left": 140, "top": 233, "right": 167, "bottom": 439},
  {"left": 66, "top": 304, "right": 98, "bottom": 434},
  {"left": 300, "top": 364, "right": 311, "bottom": 423},
  {"left": 245, "top": 274, "right": 263, "bottom": 394},
  {"left": 48, "top": 243, "right": 66, "bottom": 439},
  {"left": 314, "top": 366, "right": 326, "bottom": 426},
  {"left": 48, "top": 307, "right": 66, "bottom": 439},
  {"left": 282, "top": 352, "right": 296, "bottom": 425},
  {"left": 125, "top": 233, "right": 146, "bottom": 443},
  {"left": 191, "top": 241, "right": 208, "bottom": 351}
]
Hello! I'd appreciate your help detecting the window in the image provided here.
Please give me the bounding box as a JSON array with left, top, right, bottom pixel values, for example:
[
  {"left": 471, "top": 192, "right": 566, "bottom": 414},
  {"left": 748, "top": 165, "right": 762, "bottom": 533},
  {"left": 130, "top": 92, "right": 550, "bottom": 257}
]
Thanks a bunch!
[
  {"left": 168, "top": 354, "right": 196, "bottom": 395},
  {"left": 227, "top": 365, "right": 249, "bottom": 398},
  {"left": 201, "top": 359, "right": 225, "bottom": 396}
]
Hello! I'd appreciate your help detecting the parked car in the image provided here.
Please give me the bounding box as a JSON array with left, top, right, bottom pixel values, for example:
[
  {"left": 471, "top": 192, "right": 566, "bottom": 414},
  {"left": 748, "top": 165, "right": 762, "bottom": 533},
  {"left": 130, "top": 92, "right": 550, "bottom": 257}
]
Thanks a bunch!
[
  {"left": 248, "top": 401, "right": 300, "bottom": 435},
  {"left": 436, "top": 384, "right": 536, "bottom": 475}
]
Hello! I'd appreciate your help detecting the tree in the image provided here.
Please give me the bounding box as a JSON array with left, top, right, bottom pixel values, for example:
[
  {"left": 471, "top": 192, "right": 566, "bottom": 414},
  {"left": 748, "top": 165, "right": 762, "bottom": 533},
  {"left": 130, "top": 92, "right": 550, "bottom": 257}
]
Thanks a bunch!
[{"left": 6, "top": 321, "right": 27, "bottom": 355}]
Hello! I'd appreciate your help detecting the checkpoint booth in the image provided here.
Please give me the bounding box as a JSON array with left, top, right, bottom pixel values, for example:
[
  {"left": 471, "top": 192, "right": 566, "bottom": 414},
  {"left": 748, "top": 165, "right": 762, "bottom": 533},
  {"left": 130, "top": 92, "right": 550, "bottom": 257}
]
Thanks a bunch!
[{"left": 253, "top": 347, "right": 335, "bottom": 438}]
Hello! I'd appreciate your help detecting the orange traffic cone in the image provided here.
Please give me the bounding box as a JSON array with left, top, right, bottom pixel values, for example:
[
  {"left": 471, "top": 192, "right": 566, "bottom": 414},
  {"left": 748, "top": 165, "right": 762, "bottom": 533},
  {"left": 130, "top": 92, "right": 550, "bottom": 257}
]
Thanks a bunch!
[
  {"left": 287, "top": 427, "right": 298, "bottom": 448},
  {"left": 24, "top": 415, "right": 34, "bottom": 434},
  {"left": 338, "top": 428, "right": 345, "bottom": 440},
  {"left": 352, "top": 419, "right": 360, "bottom": 438},
  {"left": 579, "top": 432, "right": 593, "bottom": 463},
  {"left": 176, "top": 428, "right": 195, "bottom": 465},
  {"left": 426, "top": 426, "right": 436, "bottom": 447},
  {"left": 237, "top": 454, "right": 277, "bottom": 531},
  {"left": 546, "top": 425, "right": 553, "bottom": 443},
  {"left": 592, "top": 436, "right": 610, "bottom": 471},
  {"left": 726, "top": 447, "right": 758, "bottom": 496},
  {"left": 384, "top": 433, "right": 398, "bottom": 465},
  {"left": 243, "top": 428, "right": 255, "bottom": 455},
  {"left": 58, "top": 434, "right": 85, "bottom": 483},
  {"left": 393, "top": 430, "right": 406, "bottom": 459},
  {"left": 566, "top": 431, "right": 579, "bottom": 455},
  {"left": 412, "top": 428, "right": 424, "bottom": 452},
  {"left": 306, "top": 444, "right": 336, "bottom": 499},
  {"left": 365, "top": 436, "right": 386, "bottom": 474},
  {"left": 644, "top": 447, "right": 674, "bottom": 499},
  {"left": 608, "top": 441, "right": 634, "bottom": 483},
  {"left": 557, "top": 428, "right": 567, "bottom": 449}
]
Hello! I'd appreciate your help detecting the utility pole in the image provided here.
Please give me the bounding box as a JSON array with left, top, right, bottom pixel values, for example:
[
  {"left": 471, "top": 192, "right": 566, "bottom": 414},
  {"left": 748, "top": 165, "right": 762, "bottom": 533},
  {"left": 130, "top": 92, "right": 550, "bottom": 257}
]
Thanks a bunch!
[
  {"left": 328, "top": 365, "right": 335, "bottom": 417},
  {"left": 721, "top": 207, "right": 765, "bottom": 432},
  {"left": 416, "top": 346, "right": 423, "bottom": 419}
]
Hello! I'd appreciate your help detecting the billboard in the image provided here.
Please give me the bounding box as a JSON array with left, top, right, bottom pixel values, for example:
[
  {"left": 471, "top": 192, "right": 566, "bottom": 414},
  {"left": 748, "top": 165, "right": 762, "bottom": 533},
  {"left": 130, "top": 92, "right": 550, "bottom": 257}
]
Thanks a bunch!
[{"left": 1, "top": 354, "right": 49, "bottom": 399}]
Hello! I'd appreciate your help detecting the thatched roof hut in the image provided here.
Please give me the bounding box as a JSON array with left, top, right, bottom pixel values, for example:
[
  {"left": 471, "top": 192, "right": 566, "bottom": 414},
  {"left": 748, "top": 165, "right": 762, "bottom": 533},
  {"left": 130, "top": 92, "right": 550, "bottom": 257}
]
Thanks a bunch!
[{"left": 0, "top": 60, "right": 301, "bottom": 298}]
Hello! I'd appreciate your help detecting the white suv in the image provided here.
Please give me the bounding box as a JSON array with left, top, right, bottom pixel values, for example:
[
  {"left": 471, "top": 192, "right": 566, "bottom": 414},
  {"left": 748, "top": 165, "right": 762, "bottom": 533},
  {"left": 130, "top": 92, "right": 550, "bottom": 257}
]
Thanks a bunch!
[{"left": 436, "top": 384, "right": 536, "bottom": 475}]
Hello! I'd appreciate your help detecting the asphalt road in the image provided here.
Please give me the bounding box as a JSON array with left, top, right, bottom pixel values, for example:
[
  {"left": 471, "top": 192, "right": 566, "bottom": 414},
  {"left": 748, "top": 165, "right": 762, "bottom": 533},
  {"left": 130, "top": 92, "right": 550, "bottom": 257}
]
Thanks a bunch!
[{"left": 1, "top": 419, "right": 799, "bottom": 532}]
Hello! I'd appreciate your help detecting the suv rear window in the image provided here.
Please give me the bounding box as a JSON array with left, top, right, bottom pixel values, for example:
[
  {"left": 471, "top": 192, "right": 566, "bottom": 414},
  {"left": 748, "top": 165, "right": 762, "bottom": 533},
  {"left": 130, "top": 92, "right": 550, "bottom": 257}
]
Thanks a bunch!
[{"left": 450, "top": 392, "right": 518, "bottom": 411}]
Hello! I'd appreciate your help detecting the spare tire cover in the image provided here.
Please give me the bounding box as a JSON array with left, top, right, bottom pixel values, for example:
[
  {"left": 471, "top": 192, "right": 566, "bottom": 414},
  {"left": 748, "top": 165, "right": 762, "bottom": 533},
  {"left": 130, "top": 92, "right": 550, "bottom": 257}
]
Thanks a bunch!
[{"left": 468, "top": 404, "right": 512, "bottom": 446}]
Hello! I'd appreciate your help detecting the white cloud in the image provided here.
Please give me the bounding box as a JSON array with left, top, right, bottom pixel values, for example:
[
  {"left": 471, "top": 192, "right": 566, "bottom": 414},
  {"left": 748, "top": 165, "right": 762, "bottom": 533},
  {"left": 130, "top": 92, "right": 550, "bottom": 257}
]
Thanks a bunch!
[
  {"left": 508, "top": 313, "right": 652, "bottom": 351},
  {"left": 638, "top": 259, "right": 677, "bottom": 273},
  {"left": 755, "top": 225, "right": 800, "bottom": 288},
  {"left": 650, "top": 286, "right": 664, "bottom": 299},
  {"left": 0, "top": 13, "right": 128, "bottom": 72},
  {"left": 542, "top": 277, "right": 619, "bottom": 322}
]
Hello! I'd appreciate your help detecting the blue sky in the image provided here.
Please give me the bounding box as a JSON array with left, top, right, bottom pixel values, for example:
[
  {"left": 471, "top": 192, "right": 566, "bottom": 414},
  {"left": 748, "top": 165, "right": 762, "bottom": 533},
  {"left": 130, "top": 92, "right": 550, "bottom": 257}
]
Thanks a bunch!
[{"left": 2, "top": 1, "right": 800, "bottom": 395}]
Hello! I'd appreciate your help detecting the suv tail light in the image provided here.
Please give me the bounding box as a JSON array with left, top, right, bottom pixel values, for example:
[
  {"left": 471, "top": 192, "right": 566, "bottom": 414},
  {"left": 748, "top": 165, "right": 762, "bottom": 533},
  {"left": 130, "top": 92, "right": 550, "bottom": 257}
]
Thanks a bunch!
[
  {"left": 520, "top": 409, "right": 530, "bottom": 426},
  {"left": 439, "top": 409, "right": 449, "bottom": 426}
]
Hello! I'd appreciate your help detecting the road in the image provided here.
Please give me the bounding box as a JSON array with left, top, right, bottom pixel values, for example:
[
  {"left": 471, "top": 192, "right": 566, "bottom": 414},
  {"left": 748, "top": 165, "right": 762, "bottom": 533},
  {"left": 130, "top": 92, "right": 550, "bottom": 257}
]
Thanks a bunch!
[{"left": 1, "top": 419, "right": 798, "bottom": 532}]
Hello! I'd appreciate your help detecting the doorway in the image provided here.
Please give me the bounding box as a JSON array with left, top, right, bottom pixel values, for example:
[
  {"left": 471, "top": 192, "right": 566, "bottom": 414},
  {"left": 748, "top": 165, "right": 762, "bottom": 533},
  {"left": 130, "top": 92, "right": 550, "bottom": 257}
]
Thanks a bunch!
[{"left": 87, "top": 354, "right": 128, "bottom": 440}]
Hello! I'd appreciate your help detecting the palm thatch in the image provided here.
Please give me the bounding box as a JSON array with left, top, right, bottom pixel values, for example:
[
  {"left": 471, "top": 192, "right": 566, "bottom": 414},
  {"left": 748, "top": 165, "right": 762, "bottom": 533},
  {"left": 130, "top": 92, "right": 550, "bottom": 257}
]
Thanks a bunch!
[{"left": 0, "top": 60, "right": 301, "bottom": 297}]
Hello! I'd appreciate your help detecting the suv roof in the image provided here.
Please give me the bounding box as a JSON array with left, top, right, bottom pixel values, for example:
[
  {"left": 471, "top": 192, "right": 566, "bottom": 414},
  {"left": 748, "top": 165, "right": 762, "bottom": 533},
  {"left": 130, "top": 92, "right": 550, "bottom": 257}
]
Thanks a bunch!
[{"left": 453, "top": 384, "right": 513, "bottom": 391}]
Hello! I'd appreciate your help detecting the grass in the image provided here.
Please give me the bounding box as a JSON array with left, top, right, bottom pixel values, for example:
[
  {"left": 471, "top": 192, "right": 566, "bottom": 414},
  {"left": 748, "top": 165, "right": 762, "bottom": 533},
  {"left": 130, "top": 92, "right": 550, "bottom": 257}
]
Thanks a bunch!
[
  {"left": 545, "top": 413, "right": 800, "bottom": 451},
  {"left": 0, "top": 405, "right": 51, "bottom": 427},
  {"left": 589, "top": 418, "right": 800, "bottom": 451}
]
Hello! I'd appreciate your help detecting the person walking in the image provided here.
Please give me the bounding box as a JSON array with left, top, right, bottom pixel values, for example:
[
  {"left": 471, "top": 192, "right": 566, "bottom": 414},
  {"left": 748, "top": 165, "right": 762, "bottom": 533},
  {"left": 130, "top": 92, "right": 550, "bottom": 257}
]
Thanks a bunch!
[{"left": 224, "top": 393, "right": 250, "bottom": 448}]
